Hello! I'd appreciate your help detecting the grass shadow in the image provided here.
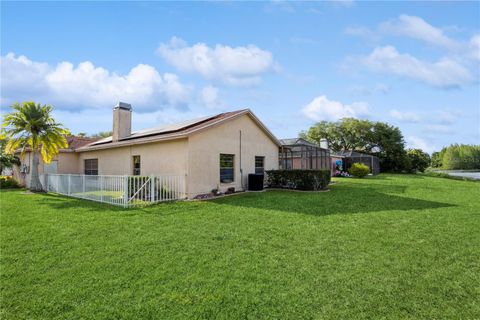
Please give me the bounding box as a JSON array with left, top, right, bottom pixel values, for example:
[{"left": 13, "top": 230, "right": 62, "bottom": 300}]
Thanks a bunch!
[
  {"left": 211, "top": 183, "right": 455, "bottom": 217},
  {"left": 36, "top": 192, "right": 188, "bottom": 217}
]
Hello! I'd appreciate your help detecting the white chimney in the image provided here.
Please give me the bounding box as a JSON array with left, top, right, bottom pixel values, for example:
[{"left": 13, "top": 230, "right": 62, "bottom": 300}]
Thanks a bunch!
[
  {"left": 320, "top": 138, "right": 329, "bottom": 149},
  {"left": 112, "top": 102, "right": 132, "bottom": 142}
]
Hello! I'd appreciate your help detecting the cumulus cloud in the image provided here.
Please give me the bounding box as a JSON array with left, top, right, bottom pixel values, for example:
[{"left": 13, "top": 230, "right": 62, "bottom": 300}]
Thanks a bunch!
[
  {"left": 302, "top": 95, "right": 369, "bottom": 121},
  {"left": 425, "top": 124, "right": 454, "bottom": 134},
  {"left": 362, "top": 46, "right": 473, "bottom": 88},
  {"left": 380, "top": 15, "right": 460, "bottom": 50},
  {"left": 0, "top": 53, "right": 191, "bottom": 112},
  {"left": 199, "top": 85, "right": 223, "bottom": 109},
  {"left": 406, "top": 136, "right": 434, "bottom": 153},
  {"left": 156, "top": 37, "right": 277, "bottom": 86},
  {"left": 469, "top": 34, "right": 480, "bottom": 61},
  {"left": 389, "top": 109, "right": 421, "bottom": 123}
]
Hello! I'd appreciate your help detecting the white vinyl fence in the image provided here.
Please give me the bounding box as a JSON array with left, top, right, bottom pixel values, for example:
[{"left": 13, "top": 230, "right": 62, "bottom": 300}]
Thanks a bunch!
[{"left": 41, "top": 174, "right": 186, "bottom": 207}]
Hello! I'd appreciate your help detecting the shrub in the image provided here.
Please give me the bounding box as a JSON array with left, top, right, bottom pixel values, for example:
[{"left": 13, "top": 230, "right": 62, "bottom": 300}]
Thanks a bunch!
[
  {"left": 265, "top": 170, "right": 331, "bottom": 191},
  {"left": 348, "top": 163, "right": 370, "bottom": 178},
  {"left": 0, "top": 176, "right": 21, "bottom": 189}
]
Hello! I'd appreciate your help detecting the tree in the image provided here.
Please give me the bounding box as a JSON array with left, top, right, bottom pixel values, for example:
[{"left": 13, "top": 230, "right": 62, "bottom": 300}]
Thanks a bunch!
[
  {"left": 2, "top": 102, "right": 69, "bottom": 191},
  {"left": 0, "top": 136, "right": 20, "bottom": 173},
  {"left": 300, "top": 118, "right": 373, "bottom": 151},
  {"left": 92, "top": 131, "right": 112, "bottom": 139},
  {"left": 301, "top": 118, "right": 409, "bottom": 172},
  {"left": 441, "top": 144, "right": 480, "bottom": 170},
  {"left": 431, "top": 151, "right": 443, "bottom": 168},
  {"left": 406, "top": 149, "right": 430, "bottom": 172}
]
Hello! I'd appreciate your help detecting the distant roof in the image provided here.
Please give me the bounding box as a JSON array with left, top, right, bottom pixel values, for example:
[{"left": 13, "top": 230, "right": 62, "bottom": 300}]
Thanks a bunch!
[
  {"left": 332, "top": 150, "right": 377, "bottom": 158},
  {"left": 78, "top": 109, "right": 280, "bottom": 151},
  {"left": 66, "top": 136, "right": 98, "bottom": 150},
  {"left": 279, "top": 138, "right": 324, "bottom": 149}
]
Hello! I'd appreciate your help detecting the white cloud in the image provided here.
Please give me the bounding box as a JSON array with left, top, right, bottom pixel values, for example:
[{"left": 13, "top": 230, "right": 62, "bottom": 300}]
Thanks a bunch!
[
  {"left": 302, "top": 95, "right": 369, "bottom": 121},
  {"left": 0, "top": 53, "right": 191, "bottom": 111},
  {"left": 344, "top": 26, "right": 379, "bottom": 42},
  {"left": 425, "top": 124, "right": 454, "bottom": 134},
  {"left": 434, "top": 109, "right": 462, "bottom": 125},
  {"left": 362, "top": 46, "right": 473, "bottom": 88},
  {"left": 0, "top": 53, "right": 50, "bottom": 100},
  {"left": 389, "top": 109, "right": 421, "bottom": 123},
  {"left": 199, "top": 85, "right": 223, "bottom": 109},
  {"left": 380, "top": 15, "right": 460, "bottom": 50},
  {"left": 406, "top": 136, "right": 434, "bottom": 153},
  {"left": 156, "top": 37, "right": 277, "bottom": 86},
  {"left": 469, "top": 34, "right": 480, "bottom": 61}
]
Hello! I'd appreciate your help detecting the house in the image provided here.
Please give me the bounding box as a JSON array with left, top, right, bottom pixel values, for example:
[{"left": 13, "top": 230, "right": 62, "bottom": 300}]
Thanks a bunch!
[
  {"left": 14, "top": 103, "right": 280, "bottom": 199},
  {"left": 279, "top": 138, "right": 331, "bottom": 172},
  {"left": 331, "top": 150, "right": 380, "bottom": 175},
  {"left": 13, "top": 136, "right": 97, "bottom": 187}
]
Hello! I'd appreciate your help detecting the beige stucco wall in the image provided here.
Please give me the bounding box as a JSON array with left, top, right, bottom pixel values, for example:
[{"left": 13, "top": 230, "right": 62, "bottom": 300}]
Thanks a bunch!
[
  {"left": 77, "top": 138, "right": 188, "bottom": 176},
  {"left": 186, "top": 114, "right": 279, "bottom": 197},
  {"left": 13, "top": 151, "right": 80, "bottom": 187}
]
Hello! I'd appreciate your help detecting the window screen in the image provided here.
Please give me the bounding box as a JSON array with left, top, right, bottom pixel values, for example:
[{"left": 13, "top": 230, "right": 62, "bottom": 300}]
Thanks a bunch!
[
  {"left": 220, "top": 154, "right": 234, "bottom": 183},
  {"left": 84, "top": 159, "right": 98, "bottom": 175},
  {"left": 255, "top": 156, "right": 265, "bottom": 174}
]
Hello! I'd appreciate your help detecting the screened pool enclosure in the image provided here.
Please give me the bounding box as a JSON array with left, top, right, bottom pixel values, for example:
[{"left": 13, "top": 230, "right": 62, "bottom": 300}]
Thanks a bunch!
[{"left": 279, "top": 138, "right": 331, "bottom": 170}]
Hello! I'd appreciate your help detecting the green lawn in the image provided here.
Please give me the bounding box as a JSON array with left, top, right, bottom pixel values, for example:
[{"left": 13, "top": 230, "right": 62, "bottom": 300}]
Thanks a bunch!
[{"left": 1, "top": 174, "right": 479, "bottom": 319}]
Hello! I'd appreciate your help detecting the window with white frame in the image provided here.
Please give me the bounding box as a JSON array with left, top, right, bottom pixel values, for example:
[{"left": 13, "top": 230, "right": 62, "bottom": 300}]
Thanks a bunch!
[{"left": 255, "top": 156, "right": 265, "bottom": 174}]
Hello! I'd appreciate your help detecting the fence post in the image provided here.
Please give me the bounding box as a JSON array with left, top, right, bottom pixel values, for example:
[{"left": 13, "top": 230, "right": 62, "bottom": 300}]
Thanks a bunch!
[
  {"left": 68, "top": 174, "right": 71, "bottom": 195},
  {"left": 44, "top": 174, "right": 48, "bottom": 192},
  {"left": 100, "top": 176, "right": 104, "bottom": 203},
  {"left": 123, "top": 176, "right": 128, "bottom": 207},
  {"left": 150, "top": 175, "right": 154, "bottom": 203}
]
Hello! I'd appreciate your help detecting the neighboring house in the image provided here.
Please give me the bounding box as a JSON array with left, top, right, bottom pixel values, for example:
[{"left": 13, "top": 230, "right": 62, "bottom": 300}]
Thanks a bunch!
[
  {"left": 279, "top": 138, "right": 331, "bottom": 171},
  {"left": 13, "top": 136, "right": 97, "bottom": 187},
  {"left": 14, "top": 103, "right": 280, "bottom": 199},
  {"left": 331, "top": 150, "right": 380, "bottom": 175}
]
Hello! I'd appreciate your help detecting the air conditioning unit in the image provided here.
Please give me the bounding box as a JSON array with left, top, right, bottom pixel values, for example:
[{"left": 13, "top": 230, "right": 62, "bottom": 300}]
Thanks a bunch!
[{"left": 20, "top": 165, "right": 30, "bottom": 174}]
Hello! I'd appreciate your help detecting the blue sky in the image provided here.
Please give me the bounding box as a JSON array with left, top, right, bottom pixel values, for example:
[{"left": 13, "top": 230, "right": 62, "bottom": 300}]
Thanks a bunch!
[{"left": 1, "top": 1, "right": 479, "bottom": 153}]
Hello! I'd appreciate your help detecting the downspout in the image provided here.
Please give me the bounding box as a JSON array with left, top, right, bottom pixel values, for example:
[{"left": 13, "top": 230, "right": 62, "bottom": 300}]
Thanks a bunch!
[{"left": 239, "top": 130, "right": 243, "bottom": 189}]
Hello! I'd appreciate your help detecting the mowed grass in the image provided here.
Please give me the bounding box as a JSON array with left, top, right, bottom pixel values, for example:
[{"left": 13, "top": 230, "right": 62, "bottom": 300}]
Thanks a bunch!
[{"left": 1, "top": 174, "right": 479, "bottom": 319}]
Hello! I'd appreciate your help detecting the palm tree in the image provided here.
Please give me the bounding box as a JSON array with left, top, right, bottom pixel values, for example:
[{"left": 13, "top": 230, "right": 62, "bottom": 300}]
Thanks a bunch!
[{"left": 2, "top": 102, "right": 69, "bottom": 191}]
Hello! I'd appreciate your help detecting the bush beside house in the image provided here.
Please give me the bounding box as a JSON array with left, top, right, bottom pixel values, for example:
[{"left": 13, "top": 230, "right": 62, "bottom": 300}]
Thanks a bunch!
[
  {"left": 348, "top": 163, "right": 370, "bottom": 178},
  {"left": 0, "top": 176, "right": 21, "bottom": 189},
  {"left": 266, "top": 169, "right": 331, "bottom": 191}
]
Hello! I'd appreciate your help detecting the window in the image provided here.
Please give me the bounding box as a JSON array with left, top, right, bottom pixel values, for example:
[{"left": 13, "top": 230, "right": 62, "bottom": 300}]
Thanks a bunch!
[
  {"left": 255, "top": 156, "right": 265, "bottom": 174},
  {"left": 84, "top": 159, "right": 98, "bottom": 175},
  {"left": 133, "top": 155, "right": 141, "bottom": 176},
  {"left": 220, "top": 154, "right": 234, "bottom": 183}
]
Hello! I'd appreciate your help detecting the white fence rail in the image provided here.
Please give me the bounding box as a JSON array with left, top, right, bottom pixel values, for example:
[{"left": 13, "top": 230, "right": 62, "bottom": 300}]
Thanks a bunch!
[{"left": 41, "top": 174, "right": 186, "bottom": 207}]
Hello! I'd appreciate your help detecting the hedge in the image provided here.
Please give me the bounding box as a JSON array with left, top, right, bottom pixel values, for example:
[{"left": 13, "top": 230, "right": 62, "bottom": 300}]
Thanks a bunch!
[
  {"left": 0, "top": 176, "right": 21, "bottom": 189},
  {"left": 265, "top": 169, "right": 331, "bottom": 191}
]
